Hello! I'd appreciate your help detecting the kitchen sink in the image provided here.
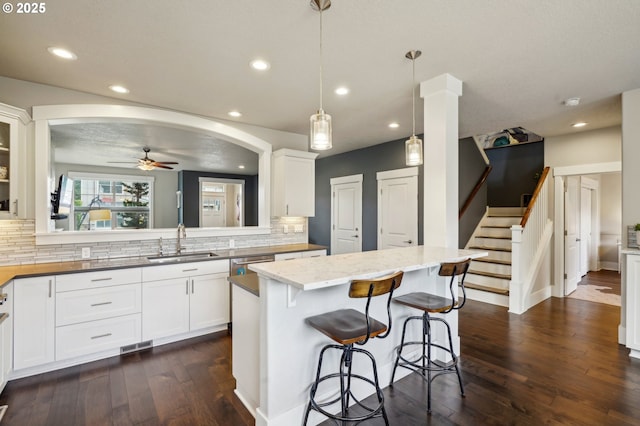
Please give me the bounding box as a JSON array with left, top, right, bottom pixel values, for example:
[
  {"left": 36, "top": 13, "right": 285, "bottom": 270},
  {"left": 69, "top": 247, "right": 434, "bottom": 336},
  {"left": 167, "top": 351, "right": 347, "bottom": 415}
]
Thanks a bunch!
[{"left": 147, "top": 252, "right": 219, "bottom": 263}]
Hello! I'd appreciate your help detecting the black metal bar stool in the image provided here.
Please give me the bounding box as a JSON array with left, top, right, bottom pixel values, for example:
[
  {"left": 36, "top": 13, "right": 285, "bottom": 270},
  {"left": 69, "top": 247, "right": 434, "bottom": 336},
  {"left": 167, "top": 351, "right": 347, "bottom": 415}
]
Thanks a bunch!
[
  {"left": 303, "top": 271, "right": 404, "bottom": 425},
  {"left": 389, "top": 258, "right": 471, "bottom": 413}
]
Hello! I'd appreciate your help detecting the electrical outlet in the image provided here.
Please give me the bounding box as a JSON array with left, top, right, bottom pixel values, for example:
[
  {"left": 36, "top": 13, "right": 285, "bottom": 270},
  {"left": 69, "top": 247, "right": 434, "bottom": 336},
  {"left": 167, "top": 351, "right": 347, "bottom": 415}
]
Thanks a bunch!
[
  {"left": 81, "top": 247, "right": 91, "bottom": 259},
  {"left": 229, "top": 239, "right": 235, "bottom": 249},
  {"left": 294, "top": 225, "right": 303, "bottom": 233},
  {"left": 283, "top": 225, "right": 289, "bottom": 234}
]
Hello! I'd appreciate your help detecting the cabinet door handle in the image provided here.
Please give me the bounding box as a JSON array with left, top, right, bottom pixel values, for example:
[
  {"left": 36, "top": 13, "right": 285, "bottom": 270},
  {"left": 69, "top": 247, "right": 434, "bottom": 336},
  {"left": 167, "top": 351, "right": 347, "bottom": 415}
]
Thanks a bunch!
[
  {"left": 182, "top": 268, "right": 198, "bottom": 272},
  {"left": 90, "top": 301, "right": 113, "bottom": 307},
  {"left": 186, "top": 280, "right": 189, "bottom": 295},
  {"left": 91, "top": 333, "right": 112, "bottom": 340},
  {"left": 91, "top": 277, "right": 113, "bottom": 282},
  {"left": 286, "top": 204, "right": 289, "bottom": 215},
  {"left": 49, "top": 279, "right": 52, "bottom": 298},
  {"left": 12, "top": 199, "right": 18, "bottom": 217},
  {"left": 191, "top": 279, "right": 194, "bottom": 294}
]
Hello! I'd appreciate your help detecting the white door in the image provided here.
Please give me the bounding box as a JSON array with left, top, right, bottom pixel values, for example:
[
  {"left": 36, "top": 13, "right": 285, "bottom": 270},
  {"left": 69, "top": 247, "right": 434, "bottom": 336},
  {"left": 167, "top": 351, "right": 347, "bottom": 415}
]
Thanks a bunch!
[
  {"left": 330, "top": 175, "right": 363, "bottom": 254},
  {"left": 201, "top": 193, "right": 226, "bottom": 227},
  {"left": 564, "top": 176, "right": 580, "bottom": 295},
  {"left": 377, "top": 168, "right": 418, "bottom": 250},
  {"left": 580, "top": 186, "right": 592, "bottom": 277}
]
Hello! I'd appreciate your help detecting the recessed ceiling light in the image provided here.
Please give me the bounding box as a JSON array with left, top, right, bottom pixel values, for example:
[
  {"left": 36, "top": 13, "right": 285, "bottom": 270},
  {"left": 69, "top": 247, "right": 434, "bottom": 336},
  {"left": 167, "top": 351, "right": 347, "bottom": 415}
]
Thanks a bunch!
[
  {"left": 228, "top": 111, "right": 242, "bottom": 118},
  {"left": 109, "top": 85, "right": 130, "bottom": 94},
  {"left": 250, "top": 59, "right": 270, "bottom": 71},
  {"left": 388, "top": 122, "right": 399, "bottom": 129},
  {"left": 564, "top": 97, "right": 581, "bottom": 107},
  {"left": 572, "top": 122, "right": 587, "bottom": 128},
  {"left": 47, "top": 47, "right": 77, "bottom": 60},
  {"left": 335, "top": 87, "right": 349, "bottom": 96},
  {"left": 238, "top": 164, "right": 245, "bottom": 169}
]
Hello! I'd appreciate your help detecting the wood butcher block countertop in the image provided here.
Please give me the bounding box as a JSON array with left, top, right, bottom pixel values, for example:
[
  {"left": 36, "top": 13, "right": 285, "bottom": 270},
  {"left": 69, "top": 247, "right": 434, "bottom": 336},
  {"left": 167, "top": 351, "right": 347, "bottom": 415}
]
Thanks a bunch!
[{"left": 0, "top": 243, "right": 326, "bottom": 288}]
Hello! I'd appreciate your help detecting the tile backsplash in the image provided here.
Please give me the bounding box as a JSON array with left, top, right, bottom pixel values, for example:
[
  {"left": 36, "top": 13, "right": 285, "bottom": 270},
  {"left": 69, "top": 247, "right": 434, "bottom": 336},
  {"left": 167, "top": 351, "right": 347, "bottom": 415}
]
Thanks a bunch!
[{"left": 0, "top": 218, "right": 308, "bottom": 266}]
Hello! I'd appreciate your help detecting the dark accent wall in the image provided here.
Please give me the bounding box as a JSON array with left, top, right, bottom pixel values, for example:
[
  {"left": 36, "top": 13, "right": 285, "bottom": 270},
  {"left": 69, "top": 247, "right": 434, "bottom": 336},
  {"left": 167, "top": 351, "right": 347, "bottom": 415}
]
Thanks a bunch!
[
  {"left": 485, "top": 141, "right": 544, "bottom": 207},
  {"left": 178, "top": 171, "right": 258, "bottom": 227},
  {"left": 459, "top": 137, "right": 489, "bottom": 248},
  {"left": 309, "top": 138, "right": 424, "bottom": 253}
]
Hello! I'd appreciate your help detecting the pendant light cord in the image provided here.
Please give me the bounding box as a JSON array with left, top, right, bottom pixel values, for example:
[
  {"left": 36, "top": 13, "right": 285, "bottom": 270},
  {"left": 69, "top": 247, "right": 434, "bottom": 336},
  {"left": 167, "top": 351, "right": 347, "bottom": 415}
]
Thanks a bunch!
[
  {"left": 319, "top": 8, "right": 324, "bottom": 112},
  {"left": 411, "top": 57, "right": 416, "bottom": 137}
]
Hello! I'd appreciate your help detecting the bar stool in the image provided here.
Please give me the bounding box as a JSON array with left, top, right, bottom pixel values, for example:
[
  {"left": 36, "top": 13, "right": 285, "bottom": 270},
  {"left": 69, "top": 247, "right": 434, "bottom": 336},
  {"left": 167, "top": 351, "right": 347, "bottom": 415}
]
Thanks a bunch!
[
  {"left": 389, "top": 258, "right": 471, "bottom": 413},
  {"left": 303, "top": 271, "right": 404, "bottom": 425}
]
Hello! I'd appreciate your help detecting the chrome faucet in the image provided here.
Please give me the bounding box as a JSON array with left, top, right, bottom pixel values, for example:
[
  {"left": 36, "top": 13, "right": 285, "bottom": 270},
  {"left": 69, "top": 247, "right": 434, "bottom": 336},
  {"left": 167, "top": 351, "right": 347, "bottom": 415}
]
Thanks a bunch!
[{"left": 177, "top": 223, "right": 186, "bottom": 254}]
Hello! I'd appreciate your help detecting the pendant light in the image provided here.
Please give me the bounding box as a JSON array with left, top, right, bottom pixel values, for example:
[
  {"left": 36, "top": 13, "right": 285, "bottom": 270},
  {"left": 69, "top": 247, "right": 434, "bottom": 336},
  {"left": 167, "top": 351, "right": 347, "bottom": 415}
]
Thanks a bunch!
[
  {"left": 405, "top": 50, "right": 423, "bottom": 166},
  {"left": 309, "top": 0, "right": 332, "bottom": 151}
]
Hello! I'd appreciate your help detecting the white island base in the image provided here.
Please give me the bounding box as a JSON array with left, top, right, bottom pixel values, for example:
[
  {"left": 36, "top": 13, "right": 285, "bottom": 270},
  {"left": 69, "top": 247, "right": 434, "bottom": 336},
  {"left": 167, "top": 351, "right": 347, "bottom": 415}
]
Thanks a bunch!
[{"left": 232, "top": 246, "right": 486, "bottom": 426}]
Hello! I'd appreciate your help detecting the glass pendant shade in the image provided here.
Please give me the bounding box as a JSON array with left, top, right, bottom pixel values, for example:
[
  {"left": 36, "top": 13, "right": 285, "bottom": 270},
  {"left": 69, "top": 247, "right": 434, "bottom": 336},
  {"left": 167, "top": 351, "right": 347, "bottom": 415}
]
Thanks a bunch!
[
  {"left": 310, "top": 109, "right": 332, "bottom": 150},
  {"left": 405, "top": 134, "right": 423, "bottom": 166}
]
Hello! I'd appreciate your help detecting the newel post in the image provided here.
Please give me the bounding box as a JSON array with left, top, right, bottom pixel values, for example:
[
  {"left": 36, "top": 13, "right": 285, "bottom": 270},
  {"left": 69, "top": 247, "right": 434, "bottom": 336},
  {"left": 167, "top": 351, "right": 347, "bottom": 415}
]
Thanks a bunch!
[{"left": 509, "top": 225, "right": 524, "bottom": 314}]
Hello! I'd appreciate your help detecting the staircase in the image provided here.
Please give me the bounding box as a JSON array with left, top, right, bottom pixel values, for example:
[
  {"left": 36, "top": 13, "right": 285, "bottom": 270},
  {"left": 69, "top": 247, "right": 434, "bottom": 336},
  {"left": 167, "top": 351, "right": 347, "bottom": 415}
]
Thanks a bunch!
[{"left": 465, "top": 207, "right": 523, "bottom": 307}]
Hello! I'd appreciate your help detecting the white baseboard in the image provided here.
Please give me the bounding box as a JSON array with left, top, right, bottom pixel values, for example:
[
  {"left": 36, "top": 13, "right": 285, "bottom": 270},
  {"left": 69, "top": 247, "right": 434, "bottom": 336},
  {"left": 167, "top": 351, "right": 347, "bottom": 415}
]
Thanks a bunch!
[{"left": 599, "top": 261, "right": 620, "bottom": 272}]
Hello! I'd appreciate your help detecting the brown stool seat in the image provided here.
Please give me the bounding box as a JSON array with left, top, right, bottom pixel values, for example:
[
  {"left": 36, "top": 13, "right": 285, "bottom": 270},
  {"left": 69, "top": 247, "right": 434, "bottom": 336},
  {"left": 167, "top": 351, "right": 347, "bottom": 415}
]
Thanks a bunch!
[
  {"left": 392, "top": 292, "right": 457, "bottom": 313},
  {"left": 303, "top": 271, "right": 404, "bottom": 426},
  {"left": 306, "top": 308, "right": 388, "bottom": 345}
]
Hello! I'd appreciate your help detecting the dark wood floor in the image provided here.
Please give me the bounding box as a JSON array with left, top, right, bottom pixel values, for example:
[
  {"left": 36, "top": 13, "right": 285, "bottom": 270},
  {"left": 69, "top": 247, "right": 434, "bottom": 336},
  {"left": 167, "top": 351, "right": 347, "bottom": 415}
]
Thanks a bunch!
[
  {"left": 2, "top": 283, "right": 639, "bottom": 425},
  {"left": 579, "top": 269, "right": 622, "bottom": 294}
]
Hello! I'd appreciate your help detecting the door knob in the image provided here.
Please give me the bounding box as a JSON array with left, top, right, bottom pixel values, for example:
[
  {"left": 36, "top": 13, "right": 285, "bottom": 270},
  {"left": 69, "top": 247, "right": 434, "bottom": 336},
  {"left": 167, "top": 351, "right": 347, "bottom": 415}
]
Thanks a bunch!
[
  {"left": 403, "top": 240, "right": 413, "bottom": 244},
  {"left": 352, "top": 235, "right": 359, "bottom": 238}
]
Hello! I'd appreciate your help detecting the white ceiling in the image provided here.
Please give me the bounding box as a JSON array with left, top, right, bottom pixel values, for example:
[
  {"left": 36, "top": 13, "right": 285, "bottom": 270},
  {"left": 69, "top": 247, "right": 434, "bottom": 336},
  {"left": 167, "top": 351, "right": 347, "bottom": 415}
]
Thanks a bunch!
[{"left": 1, "top": 0, "right": 639, "bottom": 164}]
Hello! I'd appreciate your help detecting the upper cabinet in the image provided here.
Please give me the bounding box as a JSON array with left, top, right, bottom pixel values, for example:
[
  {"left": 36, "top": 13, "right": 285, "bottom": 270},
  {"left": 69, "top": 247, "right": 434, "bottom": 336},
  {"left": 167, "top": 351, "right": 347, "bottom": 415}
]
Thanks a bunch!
[
  {"left": 271, "top": 149, "right": 318, "bottom": 217},
  {"left": 0, "top": 103, "right": 30, "bottom": 219}
]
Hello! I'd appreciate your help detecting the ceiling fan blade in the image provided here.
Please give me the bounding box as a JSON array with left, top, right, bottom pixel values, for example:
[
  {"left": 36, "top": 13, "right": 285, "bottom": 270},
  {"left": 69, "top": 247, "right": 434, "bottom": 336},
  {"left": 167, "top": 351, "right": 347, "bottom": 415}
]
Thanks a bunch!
[
  {"left": 154, "top": 161, "right": 179, "bottom": 165},
  {"left": 153, "top": 164, "right": 174, "bottom": 170}
]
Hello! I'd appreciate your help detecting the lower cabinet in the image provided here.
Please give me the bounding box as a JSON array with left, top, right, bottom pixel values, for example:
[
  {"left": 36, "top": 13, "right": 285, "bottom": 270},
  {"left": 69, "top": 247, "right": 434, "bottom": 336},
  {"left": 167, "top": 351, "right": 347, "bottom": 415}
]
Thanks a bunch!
[
  {"left": 13, "top": 276, "right": 55, "bottom": 370},
  {"left": 0, "top": 282, "right": 13, "bottom": 393},
  {"left": 142, "top": 260, "right": 230, "bottom": 341}
]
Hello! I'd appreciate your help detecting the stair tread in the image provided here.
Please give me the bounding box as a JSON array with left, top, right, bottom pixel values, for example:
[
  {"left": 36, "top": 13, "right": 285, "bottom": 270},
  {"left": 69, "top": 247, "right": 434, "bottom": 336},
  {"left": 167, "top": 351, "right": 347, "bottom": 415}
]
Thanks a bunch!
[
  {"left": 463, "top": 282, "right": 510, "bottom": 295},
  {"left": 469, "top": 245, "right": 512, "bottom": 253},
  {"left": 476, "top": 235, "right": 511, "bottom": 240},
  {"left": 473, "top": 258, "right": 512, "bottom": 266},
  {"left": 468, "top": 269, "right": 511, "bottom": 280},
  {"left": 481, "top": 225, "right": 513, "bottom": 229}
]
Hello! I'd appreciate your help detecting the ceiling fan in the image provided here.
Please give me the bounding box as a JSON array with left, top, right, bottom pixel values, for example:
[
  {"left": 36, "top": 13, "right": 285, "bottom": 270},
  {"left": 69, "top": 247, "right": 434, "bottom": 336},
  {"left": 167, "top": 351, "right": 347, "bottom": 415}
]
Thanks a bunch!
[{"left": 108, "top": 147, "right": 178, "bottom": 171}]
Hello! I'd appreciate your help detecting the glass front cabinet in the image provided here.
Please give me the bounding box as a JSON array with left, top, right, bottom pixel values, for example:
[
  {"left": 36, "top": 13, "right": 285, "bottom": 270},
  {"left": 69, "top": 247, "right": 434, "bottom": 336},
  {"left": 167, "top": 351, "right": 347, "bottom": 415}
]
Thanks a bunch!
[{"left": 0, "top": 103, "right": 30, "bottom": 219}]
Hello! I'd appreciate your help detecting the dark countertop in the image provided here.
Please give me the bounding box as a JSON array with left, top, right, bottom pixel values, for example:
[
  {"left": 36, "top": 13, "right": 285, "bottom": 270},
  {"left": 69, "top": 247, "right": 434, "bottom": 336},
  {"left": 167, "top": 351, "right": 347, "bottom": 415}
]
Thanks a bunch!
[
  {"left": 228, "top": 273, "right": 260, "bottom": 297},
  {"left": 0, "top": 243, "right": 326, "bottom": 287}
]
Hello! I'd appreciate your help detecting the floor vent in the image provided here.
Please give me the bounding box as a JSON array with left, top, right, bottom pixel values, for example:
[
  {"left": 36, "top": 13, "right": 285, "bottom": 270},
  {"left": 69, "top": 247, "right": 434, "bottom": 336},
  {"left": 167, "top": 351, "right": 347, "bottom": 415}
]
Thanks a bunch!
[{"left": 121, "top": 340, "right": 153, "bottom": 355}]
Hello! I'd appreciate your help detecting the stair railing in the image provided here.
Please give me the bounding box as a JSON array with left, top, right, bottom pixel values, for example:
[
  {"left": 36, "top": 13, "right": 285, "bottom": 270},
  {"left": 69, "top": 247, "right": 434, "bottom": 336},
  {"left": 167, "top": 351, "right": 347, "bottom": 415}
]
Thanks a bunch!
[
  {"left": 510, "top": 167, "right": 551, "bottom": 314},
  {"left": 459, "top": 165, "right": 492, "bottom": 219}
]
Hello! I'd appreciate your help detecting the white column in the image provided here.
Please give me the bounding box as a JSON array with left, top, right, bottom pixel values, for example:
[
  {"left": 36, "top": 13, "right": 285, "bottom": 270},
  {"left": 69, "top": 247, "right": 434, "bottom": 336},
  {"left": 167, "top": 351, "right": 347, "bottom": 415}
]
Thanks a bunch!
[{"left": 420, "top": 73, "right": 462, "bottom": 249}]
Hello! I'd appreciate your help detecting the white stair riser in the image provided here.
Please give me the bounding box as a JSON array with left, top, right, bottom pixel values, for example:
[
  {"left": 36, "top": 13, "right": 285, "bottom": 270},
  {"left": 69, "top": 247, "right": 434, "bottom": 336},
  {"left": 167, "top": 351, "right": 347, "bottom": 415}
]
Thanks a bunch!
[
  {"left": 484, "top": 216, "right": 521, "bottom": 227},
  {"left": 474, "top": 237, "right": 511, "bottom": 250},
  {"left": 471, "top": 261, "right": 512, "bottom": 276},
  {"left": 478, "top": 227, "right": 512, "bottom": 238},
  {"left": 466, "top": 274, "right": 510, "bottom": 290},
  {"left": 465, "top": 288, "right": 509, "bottom": 307}
]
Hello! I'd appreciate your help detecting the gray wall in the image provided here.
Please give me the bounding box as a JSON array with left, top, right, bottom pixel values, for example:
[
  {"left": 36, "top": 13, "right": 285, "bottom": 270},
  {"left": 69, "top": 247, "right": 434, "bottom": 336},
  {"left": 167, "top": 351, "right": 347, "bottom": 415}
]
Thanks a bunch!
[
  {"left": 309, "top": 138, "right": 424, "bottom": 253},
  {"left": 485, "top": 141, "right": 544, "bottom": 207},
  {"left": 458, "top": 137, "right": 489, "bottom": 247}
]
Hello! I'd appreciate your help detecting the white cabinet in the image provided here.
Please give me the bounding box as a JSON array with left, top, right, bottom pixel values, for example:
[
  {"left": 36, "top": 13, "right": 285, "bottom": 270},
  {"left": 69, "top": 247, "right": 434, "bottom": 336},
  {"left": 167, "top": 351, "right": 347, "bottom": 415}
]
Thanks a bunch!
[
  {"left": 0, "top": 282, "right": 13, "bottom": 393},
  {"left": 142, "top": 260, "right": 229, "bottom": 341},
  {"left": 626, "top": 254, "right": 640, "bottom": 358},
  {"left": 54, "top": 268, "right": 142, "bottom": 362},
  {"left": 271, "top": 149, "right": 318, "bottom": 217},
  {"left": 275, "top": 249, "right": 327, "bottom": 261},
  {"left": 0, "top": 103, "right": 30, "bottom": 219},
  {"left": 14, "top": 276, "right": 55, "bottom": 370}
]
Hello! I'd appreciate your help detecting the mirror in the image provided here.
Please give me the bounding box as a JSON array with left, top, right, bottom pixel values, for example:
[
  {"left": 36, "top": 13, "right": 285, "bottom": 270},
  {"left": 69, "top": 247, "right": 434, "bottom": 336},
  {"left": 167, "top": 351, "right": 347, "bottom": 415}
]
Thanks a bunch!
[{"left": 33, "top": 104, "right": 272, "bottom": 244}]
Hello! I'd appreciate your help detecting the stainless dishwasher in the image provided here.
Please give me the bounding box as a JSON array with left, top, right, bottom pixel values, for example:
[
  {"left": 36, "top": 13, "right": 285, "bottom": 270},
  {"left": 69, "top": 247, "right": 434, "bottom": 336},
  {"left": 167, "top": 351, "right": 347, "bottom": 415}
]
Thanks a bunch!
[{"left": 229, "top": 254, "right": 275, "bottom": 276}]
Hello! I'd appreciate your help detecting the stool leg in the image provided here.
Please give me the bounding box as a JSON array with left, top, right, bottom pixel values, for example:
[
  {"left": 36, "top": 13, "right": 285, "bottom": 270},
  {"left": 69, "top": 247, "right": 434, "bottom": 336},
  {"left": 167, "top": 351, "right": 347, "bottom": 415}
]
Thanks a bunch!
[
  {"left": 426, "top": 314, "right": 433, "bottom": 414},
  {"left": 390, "top": 316, "right": 411, "bottom": 386},
  {"left": 304, "top": 344, "right": 333, "bottom": 425},
  {"left": 441, "top": 317, "right": 465, "bottom": 397}
]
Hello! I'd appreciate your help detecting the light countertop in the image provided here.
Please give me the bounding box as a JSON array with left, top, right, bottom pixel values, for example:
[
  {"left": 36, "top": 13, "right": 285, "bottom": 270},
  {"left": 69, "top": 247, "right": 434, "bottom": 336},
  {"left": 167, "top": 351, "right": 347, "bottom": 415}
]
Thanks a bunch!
[{"left": 250, "top": 245, "right": 487, "bottom": 291}]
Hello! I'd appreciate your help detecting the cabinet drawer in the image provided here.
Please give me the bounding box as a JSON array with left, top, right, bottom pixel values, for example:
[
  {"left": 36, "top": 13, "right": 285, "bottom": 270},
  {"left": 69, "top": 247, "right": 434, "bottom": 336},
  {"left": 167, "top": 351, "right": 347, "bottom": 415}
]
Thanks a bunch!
[
  {"left": 56, "top": 283, "right": 142, "bottom": 326},
  {"left": 56, "top": 313, "right": 141, "bottom": 361},
  {"left": 56, "top": 268, "right": 142, "bottom": 292},
  {"left": 142, "top": 259, "right": 228, "bottom": 281}
]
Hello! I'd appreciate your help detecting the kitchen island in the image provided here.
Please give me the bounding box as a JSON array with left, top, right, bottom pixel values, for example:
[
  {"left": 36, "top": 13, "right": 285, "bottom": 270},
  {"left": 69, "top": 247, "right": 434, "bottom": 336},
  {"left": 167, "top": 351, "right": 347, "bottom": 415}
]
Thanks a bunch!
[{"left": 232, "top": 245, "right": 486, "bottom": 426}]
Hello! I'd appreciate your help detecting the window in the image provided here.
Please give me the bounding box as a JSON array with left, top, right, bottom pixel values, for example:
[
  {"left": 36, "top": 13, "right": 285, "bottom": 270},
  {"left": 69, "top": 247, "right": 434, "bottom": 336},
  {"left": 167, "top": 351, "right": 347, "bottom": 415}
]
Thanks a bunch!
[{"left": 68, "top": 172, "right": 154, "bottom": 231}]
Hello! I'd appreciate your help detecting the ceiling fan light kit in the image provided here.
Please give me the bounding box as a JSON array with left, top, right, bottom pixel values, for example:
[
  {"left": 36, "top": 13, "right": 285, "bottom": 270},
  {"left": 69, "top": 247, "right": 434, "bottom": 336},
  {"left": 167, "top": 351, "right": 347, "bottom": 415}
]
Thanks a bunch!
[{"left": 109, "top": 147, "right": 178, "bottom": 171}]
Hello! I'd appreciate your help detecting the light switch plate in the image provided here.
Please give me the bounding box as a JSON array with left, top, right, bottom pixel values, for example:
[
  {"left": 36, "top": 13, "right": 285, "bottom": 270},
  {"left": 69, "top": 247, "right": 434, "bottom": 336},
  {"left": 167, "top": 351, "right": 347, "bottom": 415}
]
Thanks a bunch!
[
  {"left": 294, "top": 225, "right": 303, "bottom": 233},
  {"left": 81, "top": 247, "right": 91, "bottom": 259},
  {"left": 283, "top": 225, "right": 289, "bottom": 234}
]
